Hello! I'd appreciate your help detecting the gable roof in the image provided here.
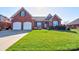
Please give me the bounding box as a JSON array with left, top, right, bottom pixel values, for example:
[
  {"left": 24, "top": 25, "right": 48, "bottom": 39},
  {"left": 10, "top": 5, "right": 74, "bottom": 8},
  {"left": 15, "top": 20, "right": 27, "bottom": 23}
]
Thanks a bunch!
[
  {"left": 52, "top": 14, "right": 62, "bottom": 20},
  {"left": 45, "top": 14, "right": 62, "bottom": 21},
  {"left": 11, "top": 7, "right": 32, "bottom": 18},
  {"left": 0, "top": 15, "right": 11, "bottom": 23},
  {"left": 45, "top": 14, "right": 52, "bottom": 20},
  {"left": 32, "top": 14, "right": 62, "bottom": 22},
  {"left": 33, "top": 17, "right": 46, "bottom": 21},
  {"left": 68, "top": 18, "right": 79, "bottom": 25}
]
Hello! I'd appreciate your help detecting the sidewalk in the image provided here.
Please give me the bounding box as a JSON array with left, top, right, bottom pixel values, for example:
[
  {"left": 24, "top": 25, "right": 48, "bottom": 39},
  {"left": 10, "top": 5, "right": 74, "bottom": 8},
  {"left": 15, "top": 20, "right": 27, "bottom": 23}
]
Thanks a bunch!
[{"left": 0, "top": 31, "right": 27, "bottom": 51}]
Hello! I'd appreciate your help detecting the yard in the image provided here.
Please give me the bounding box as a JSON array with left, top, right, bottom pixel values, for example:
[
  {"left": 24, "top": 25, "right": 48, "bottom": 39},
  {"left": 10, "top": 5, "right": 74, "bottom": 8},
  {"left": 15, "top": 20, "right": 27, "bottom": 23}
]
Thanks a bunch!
[{"left": 7, "top": 30, "right": 79, "bottom": 51}]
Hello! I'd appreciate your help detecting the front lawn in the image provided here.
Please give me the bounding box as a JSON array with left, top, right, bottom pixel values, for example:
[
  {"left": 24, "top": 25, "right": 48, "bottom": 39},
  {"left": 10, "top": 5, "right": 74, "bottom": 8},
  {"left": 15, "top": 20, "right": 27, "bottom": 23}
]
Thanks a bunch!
[{"left": 7, "top": 30, "right": 79, "bottom": 51}]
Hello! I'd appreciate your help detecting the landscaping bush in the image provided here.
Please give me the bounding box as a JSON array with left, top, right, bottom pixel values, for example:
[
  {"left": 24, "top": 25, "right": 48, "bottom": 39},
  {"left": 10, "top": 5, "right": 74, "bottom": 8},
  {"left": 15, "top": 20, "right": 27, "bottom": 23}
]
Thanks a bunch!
[
  {"left": 48, "top": 26, "right": 53, "bottom": 30},
  {"left": 48, "top": 25, "right": 70, "bottom": 31},
  {"left": 57, "top": 25, "right": 66, "bottom": 30}
]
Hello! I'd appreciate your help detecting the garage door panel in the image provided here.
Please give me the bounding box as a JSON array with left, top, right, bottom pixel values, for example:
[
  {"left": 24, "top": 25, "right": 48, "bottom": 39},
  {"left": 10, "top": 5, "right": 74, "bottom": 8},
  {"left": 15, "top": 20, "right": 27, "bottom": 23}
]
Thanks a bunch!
[
  {"left": 13, "top": 22, "right": 21, "bottom": 30},
  {"left": 23, "top": 22, "right": 32, "bottom": 30}
]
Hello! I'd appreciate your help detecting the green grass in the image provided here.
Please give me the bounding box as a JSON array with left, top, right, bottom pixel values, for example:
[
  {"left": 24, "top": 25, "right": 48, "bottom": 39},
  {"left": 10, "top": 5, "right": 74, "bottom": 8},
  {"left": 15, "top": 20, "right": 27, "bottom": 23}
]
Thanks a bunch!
[{"left": 7, "top": 29, "right": 79, "bottom": 51}]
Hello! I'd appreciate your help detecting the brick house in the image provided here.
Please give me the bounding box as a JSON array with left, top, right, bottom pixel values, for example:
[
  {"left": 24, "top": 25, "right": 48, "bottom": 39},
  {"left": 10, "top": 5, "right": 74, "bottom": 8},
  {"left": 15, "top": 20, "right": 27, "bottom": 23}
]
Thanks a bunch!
[
  {"left": 11, "top": 7, "right": 62, "bottom": 30},
  {"left": 0, "top": 15, "right": 11, "bottom": 30}
]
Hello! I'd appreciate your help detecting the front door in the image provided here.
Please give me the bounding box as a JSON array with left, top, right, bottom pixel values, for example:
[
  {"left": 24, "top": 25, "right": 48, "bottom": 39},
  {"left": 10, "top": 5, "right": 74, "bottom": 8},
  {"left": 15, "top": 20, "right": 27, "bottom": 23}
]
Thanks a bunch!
[{"left": 37, "top": 22, "right": 42, "bottom": 29}]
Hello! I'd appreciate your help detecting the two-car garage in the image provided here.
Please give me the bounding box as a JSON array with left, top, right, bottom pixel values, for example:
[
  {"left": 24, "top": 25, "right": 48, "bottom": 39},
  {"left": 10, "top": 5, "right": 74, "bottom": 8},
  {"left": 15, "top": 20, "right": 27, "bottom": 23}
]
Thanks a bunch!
[
  {"left": 11, "top": 7, "right": 33, "bottom": 31},
  {"left": 13, "top": 22, "right": 32, "bottom": 30}
]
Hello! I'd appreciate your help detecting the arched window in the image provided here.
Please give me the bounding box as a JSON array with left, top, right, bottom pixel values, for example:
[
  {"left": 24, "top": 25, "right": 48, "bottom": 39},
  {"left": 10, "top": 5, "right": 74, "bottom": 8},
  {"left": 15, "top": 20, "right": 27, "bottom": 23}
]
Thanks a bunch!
[
  {"left": 20, "top": 11, "right": 26, "bottom": 16},
  {"left": 53, "top": 21, "right": 58, "bottom": 26}
]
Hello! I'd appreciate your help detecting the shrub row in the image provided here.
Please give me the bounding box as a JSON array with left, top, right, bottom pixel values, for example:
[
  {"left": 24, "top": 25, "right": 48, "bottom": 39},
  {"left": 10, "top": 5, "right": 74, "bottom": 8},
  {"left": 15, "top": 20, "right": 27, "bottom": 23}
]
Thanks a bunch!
[{"left": 48, "top": 25, "right": 70, "bottom": 31}]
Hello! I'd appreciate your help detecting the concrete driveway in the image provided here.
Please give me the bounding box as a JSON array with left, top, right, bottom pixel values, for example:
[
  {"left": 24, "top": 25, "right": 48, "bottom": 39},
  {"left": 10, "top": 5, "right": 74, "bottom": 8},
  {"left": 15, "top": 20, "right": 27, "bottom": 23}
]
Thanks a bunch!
[{"left": 0, "top": 30, "right": 28, "bottom": 51}]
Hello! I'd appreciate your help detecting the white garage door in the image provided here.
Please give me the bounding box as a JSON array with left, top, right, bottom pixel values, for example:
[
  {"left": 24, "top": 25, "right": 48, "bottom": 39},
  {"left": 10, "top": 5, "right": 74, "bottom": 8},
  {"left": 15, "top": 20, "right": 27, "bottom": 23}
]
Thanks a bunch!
[
  {"left": 13, "top": 22, "right": 21, "bottom": 30},
  {"left": 23, "top": 22, "right": 32, "bottom": 30}
]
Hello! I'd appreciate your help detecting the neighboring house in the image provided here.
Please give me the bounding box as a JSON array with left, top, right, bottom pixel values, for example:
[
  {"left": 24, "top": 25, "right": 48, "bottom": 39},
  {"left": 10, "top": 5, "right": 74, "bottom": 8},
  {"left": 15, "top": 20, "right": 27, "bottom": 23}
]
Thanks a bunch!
[
  {"left": 67, "top": 18, "right": 79, "bottom": 29},
  {"left": 11, "top": 7, "right": 62, "bottom": 30},
  {"left": 0, "top": 15, "right": 11, "bottom": 30}
]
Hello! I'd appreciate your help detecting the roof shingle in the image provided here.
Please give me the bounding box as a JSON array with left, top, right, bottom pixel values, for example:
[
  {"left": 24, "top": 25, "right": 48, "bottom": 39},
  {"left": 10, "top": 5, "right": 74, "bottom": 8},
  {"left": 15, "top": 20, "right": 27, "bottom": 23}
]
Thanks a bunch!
[{"left": 68, "top": 18, "right": 79, "bottom": 25}]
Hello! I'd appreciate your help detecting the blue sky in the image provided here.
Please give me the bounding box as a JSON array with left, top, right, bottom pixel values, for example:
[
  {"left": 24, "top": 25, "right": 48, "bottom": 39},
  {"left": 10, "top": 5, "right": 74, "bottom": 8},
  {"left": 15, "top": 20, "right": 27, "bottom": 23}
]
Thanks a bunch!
[{"left": 0, "top": 7, "right": 79, "bottom": 24}]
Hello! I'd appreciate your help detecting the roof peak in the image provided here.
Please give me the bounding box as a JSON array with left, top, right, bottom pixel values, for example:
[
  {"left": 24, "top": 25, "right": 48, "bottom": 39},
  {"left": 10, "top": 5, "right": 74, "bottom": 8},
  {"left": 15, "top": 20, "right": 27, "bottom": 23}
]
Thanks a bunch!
[
  {"left": 19, "top": 7, "right": 26, "bottom": 11},
  {"left": 45, "top": 13, "right": 53, "bottom": 20},
  {"left": 11, "top": 7, "right": 32, "bottom": 18},
  {"left": 52, "top": 14, "right": 62, "bottom": 20},
  {"left": 48, "top": 13, "right": 52, "bottom": 16},
  {"left": 53, "top": 14, "right": 58, "bottom": 16}
]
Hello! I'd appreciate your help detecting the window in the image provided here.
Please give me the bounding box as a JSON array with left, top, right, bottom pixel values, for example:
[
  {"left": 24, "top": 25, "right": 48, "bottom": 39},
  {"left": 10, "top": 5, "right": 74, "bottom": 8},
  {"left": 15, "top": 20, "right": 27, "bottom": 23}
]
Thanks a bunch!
[
  {"left": 20, "top": 11, "right": 26, "bottom": 16},
  {"left": 37, "top": 22, "right": 42, "bottom": 27},
  {"left": 53, "top": 21, "right": 58, "bottom": 26}
]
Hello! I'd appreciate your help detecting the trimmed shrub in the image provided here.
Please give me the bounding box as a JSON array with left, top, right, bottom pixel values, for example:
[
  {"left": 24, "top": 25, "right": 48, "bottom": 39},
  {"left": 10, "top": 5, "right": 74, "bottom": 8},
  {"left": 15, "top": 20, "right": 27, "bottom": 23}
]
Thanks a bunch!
[
  {"left": 48, "top": 26, "right": 53, "bottom": 30},
  {"left": 48, "top": 25, "right": 70, "bottom": 31}
]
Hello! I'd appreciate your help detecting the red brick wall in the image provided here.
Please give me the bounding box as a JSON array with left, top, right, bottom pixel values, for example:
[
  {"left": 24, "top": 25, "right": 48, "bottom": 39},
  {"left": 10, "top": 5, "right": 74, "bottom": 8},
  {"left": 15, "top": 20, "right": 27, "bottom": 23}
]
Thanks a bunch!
[
  {"left": 48, "top": 18, "right": 61, "bottom": 26},
  {"left": 11, "top": 13, "right": 35, "bottom": 30},
  {"left": 51, "top": 15, "right": 61, "bottom": 26}
]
